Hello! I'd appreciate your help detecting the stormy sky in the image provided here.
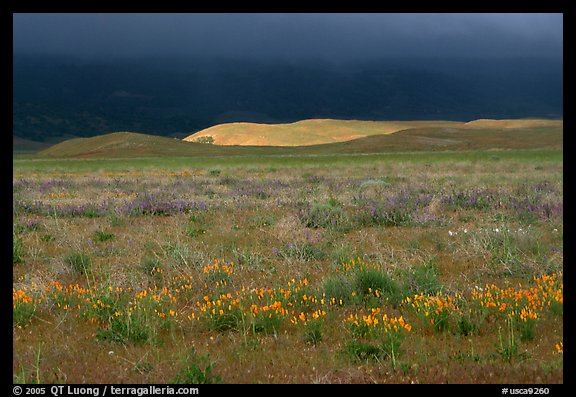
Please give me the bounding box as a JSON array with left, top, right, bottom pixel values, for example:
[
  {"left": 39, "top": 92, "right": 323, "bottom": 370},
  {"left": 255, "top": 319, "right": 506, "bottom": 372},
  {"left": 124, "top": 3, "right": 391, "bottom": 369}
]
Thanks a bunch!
[
  {"left": 12, "top": 13, "right": 564, "bottom": 140},
  {"left": 13, "top": 13, "right": 563, "bottom": 62}
]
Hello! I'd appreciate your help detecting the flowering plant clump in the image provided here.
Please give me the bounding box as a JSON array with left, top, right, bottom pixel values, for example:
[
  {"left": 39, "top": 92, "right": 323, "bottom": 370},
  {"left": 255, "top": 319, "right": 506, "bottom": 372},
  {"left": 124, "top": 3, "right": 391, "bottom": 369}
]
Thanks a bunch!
[
  {"left": 203, "top": 259, "right": 235, "bottom": 287},
  {"left": 333, "top": 258, "right": 401, "bottom": 306},
  {"left": 334, "top": 257, "right": 384, "bottom": 275},
  {"left": 403, "top": 292, "right": 462, "bottom": 332},
  {"left": 344, "top": 308, "right": 412, "bottom": 366},
  {"left": 534, "top": 273, "right": 563, "bottom": 315},
  {"left": 345, "top": 308, "right": 412, "bottom": 338},
  {"left": 195, "top": 291, "right": 245, "bottom": 332},
  {"left": 471, "top": 273, "right": 562, "bottom": 321},
  {"left": 289, "top": 309, "right": 327, "bottom": 326},
  {"left": 355, "top": 190, "right": 433, "bottom": 227},
  {"left": 470, "top": 273, "right": 562, "bottom": 341},
  {"left": 13, "top": 288, "right": 38, "bottom": 326},
  {"left": 194, "top": 278, "right": 326, "bottom": 335}
]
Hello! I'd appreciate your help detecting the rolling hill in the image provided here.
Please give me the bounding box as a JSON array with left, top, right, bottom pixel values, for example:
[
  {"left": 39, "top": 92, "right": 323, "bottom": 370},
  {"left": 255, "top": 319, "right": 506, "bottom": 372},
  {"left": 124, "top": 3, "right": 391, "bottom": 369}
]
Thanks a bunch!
[
  {"left": 182, "top": 119, "right": 465, "bottom": 146},
  {"left": 37, "top": 132, "right": 224, "bottom": 158},
  {"left": 183, "top": 118, "right": 562, "bottom": 147},
  {"left": 36, "top": 119, "right": 562, "bottom": 159},
  {"left": 309, "top": 125, "right": 563, "bottom": 154}
]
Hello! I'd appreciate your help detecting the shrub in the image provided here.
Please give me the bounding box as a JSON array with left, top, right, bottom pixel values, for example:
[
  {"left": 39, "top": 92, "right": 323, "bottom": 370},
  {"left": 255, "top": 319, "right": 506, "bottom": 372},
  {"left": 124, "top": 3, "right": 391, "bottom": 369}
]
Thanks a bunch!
[
  {"left": 330, "top": 244, "right": 357, "bottom": 267},
  {"left": 141, "top": 257, "right": 162, "bottom": 276},
  {"left": 109, "top": 213, "right": 124, "bottom": 226},
  {"left": 330, "top": 258, "right": 403, "bottom": 306},
  {"left": 40, "top": 234, "right": 55, "bottom": 242},
  {"left": 250, "top": 312, "right": 284, "bottom": 336},
  {"left": 185, "top": 225, "right": 206, "bottom": 238},
  {"left": 402, "top": 257, "right": 443, "bottom": 296},
  {"left": 194, "top": 136, "right": 215, "bottom": 144},
  {"left": 13, "top": 236, "right": 24, "bottom": 264},
  {"left": 322, "top": 275, "right": 354, "bottom": 305},
  {"left": 65, "top": 252, "right": 91, "bottom": 275},
  {"left": 303, "top": 319, "right": 323, "bottom": 346},
  {"left": 173, "top": 350, "right": 221, "bottom": 384},
  {"left": 208, "top": 311, "right": 241, "bottom": 332},
  {"left": 250, "top": 214, "right": 276, "bottom": 227},
  {"left": 455, "top": 316, "right": 479, "bottom": 337},
  {"left": 232, "top": 248, "right": 263, "bottom": 270},
  {"left": 343, "top": 340, "right": 384, "bottom": 362},
  {"left": 162, "top": 242, "right": 191, "bottom": 267},
  {"left": 519, "top": 318, "right": 536, "bottom": 342},
  {"left": 96, "top": 315, "right": 151, "bottom": 345},
  {"left": 95, "top": 230, "right": 116, "bottom": 242},
  {"left": 83, "top": 207, "right": 100, "bottom": 218},
  {"left": 353, "top": 267, "right": 402, "bottom": 306},
  {"left": 303, "top": 199, "right": 348, "bottom": 229},
  {"left": 359, "top": 179, "right": 391, "bottom": 190},
  {"left": 279, "top": 242, "right": 326, "bottom": 261}
]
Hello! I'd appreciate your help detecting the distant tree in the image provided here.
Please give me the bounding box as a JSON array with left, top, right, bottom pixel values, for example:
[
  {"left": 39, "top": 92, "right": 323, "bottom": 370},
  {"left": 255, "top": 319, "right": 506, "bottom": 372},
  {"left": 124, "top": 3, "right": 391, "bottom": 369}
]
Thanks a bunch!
[{"left": 194, "top": 136, "right": 215, "bottom": 144}]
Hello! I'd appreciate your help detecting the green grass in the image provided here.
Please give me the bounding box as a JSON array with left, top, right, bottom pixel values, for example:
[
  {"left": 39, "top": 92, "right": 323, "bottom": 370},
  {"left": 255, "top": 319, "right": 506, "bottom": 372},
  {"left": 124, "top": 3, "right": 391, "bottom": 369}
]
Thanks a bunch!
[{"left": 14, "top": 148, "right": 562, "bottom": 175}]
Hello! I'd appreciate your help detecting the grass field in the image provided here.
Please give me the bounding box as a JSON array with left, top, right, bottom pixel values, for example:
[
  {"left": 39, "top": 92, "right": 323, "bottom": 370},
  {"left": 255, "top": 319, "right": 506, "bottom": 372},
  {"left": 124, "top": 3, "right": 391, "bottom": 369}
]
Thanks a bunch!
[{"left": 13, "top": 148, "right": 563, "bottom": 384}]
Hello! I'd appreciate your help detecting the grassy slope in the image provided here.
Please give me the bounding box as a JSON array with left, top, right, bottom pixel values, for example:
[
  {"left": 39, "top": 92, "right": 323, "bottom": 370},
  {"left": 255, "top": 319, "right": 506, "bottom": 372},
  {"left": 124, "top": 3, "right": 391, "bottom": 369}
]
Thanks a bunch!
[
  {"left": 37, "top": 122, "right": 562, "bottom": 159},
  {"left": 297, "top": 126, "right": 563, "bottom": 154},
  {"left": 37, "top": 132, "right": 232, "bottom": 158}
]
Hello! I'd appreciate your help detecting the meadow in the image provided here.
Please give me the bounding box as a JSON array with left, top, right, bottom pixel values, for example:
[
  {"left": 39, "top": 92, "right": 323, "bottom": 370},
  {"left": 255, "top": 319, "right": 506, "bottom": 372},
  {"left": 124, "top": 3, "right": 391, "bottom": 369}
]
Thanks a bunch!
[{"left": 13, "top": 149, "right": 563, "bottom": 383}]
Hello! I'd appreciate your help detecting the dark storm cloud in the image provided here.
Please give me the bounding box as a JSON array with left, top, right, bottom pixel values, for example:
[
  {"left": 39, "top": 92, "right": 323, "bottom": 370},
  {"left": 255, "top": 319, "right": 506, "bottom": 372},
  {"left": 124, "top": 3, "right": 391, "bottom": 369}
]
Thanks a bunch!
[{"left": 13, "top": 13, "right": 563, "bottom": 61}]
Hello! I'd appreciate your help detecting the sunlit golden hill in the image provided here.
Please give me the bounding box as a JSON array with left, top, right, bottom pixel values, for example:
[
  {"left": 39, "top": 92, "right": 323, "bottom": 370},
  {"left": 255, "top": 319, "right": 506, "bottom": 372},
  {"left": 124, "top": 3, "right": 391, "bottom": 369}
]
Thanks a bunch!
[
  {"left": 183, "top": 119, "right": 464, "bottom": 146},
  {"left": 183, "top": 118, "right": 562, "bottom": 147}
]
